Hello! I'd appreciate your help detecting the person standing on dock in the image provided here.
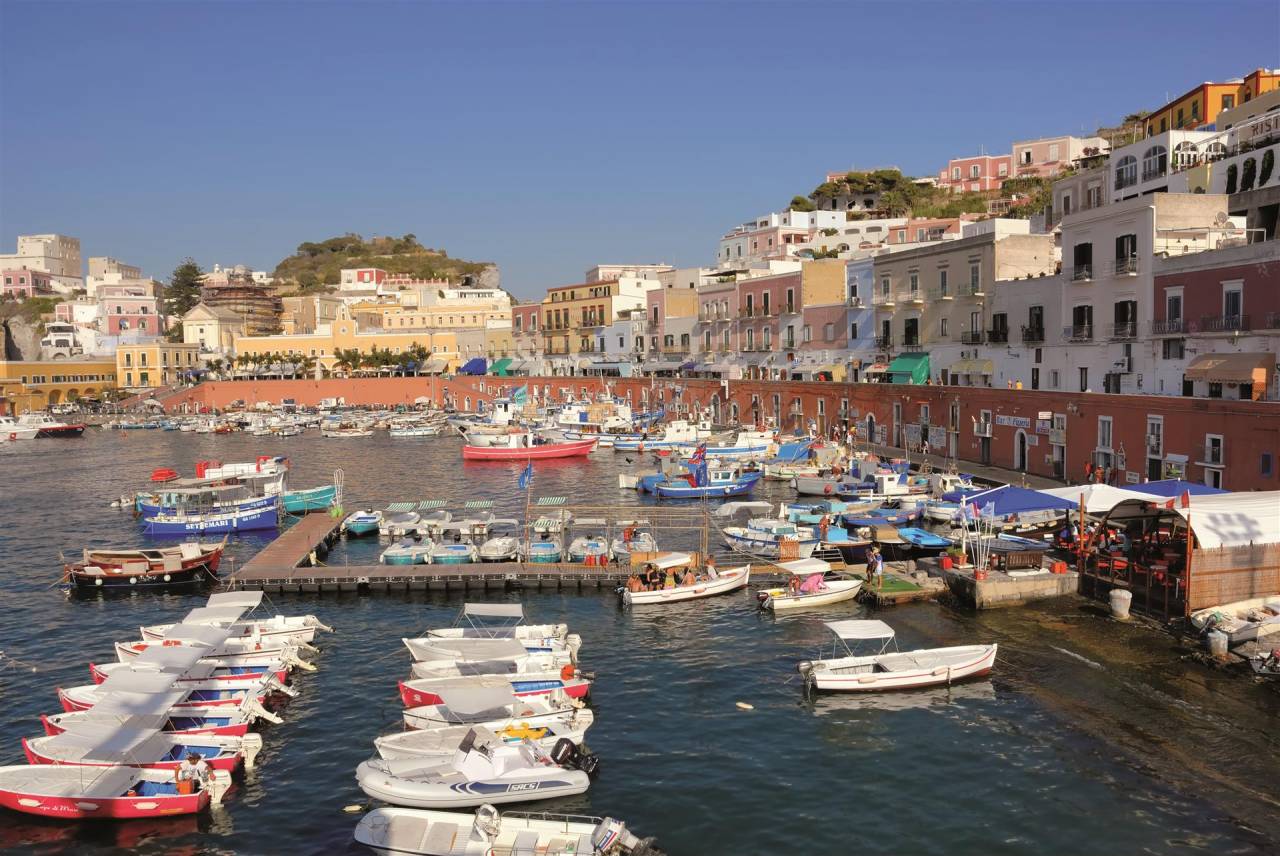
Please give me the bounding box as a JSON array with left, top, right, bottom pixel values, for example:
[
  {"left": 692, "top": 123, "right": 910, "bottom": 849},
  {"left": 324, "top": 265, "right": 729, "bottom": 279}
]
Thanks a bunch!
[{"left": 868, "top": 546, "right": 884, "bottom": 591}]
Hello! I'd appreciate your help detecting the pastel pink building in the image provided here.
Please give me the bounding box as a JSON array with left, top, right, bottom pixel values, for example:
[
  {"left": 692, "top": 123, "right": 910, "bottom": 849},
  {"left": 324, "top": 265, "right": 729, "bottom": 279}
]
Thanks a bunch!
[
  {"left": 1012, "top": 135, "right": 1110, "bottom": 179},
  {"left": 799, "top": 304, "right": 850, "bottom": 351},
  {"left": 884, "top": 217, "right": 975, "bottom": 245},
  {"left": 697, "top": 280, "right": 739, "bottom": 354},
  {"left": 101, "top": 284, "right": 165, "bottom": 335},
  {"left": 736, "top": 271, "right": 801, "bottom": 358},
  {"left": 1, "top": 267, "right": 53, "bottom": 299},
  {"left": 937, "top": 154, "right": 1012, "bottom": 192}
]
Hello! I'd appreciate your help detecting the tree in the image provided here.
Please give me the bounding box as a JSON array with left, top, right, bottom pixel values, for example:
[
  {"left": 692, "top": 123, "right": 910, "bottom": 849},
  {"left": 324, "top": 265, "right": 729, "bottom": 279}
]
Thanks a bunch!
[
  {"left": 788, "top": 195, "right": 816, "bottom": 212},
  {"left": 164, "top": 258, "right": 204, "bottom": 319}
]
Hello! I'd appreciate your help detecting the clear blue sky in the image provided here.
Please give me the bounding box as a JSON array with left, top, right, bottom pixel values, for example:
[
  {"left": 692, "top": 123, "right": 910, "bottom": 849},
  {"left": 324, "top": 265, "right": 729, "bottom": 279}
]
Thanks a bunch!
[{"left": 2, "top": 1, "right": 1276, "bottom": 298}]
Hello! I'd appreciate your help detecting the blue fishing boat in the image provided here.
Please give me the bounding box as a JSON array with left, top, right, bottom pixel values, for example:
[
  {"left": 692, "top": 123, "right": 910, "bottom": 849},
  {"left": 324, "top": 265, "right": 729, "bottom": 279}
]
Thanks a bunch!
[
  {"left": 896, "top": 527, "right": 953, "bottom": 551},
  {"left": 282, "top": 484, "right": 338, "bottom": 513},
  {"left": 136, "top": 491, "right": 277, "bottom": 517},
  {"left": 654, "top": 466, "right": 761, "bottom": 499},
  {"left": 141, "top": 503, "right": 279, "bottom": 536},
  {"left": 841, "top": 506, "right": 920, "bottom": 528}
]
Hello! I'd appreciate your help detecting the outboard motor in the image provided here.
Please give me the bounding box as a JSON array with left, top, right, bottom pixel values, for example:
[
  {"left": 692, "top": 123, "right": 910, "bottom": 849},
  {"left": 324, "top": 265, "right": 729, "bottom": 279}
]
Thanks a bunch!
[
  {"left": 550, "top": 738, "right": 600, "bottom": 776},
  {"left": 591, "top": 818, "right": 663, "bottom": 855}
]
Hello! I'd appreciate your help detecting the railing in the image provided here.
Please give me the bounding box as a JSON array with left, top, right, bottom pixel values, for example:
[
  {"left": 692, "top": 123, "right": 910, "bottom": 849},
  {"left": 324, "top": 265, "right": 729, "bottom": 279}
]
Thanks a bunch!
[
  {"left": 1140, "top": 167, "right": 1166, "bottom": 182},
  {"left": 739, "top": 307, "right": 754, "bottom": 318},
  {"left": 874, "top": 335, "right": 893, "bottom": 351},
  {"left": 1110, "top": 256, "right": 1139, "bottom": 275},
  {"left": 1267, "top": 312, "right": 1280, "bottom": 330},
  {"left": 903, "top": 289, "right": 925, "bottom": 303},
  {"left": 901, "top": 341, "right": 925, "bottom": 352},
  {"left": 1203, "top": 445, "right": 1224, "bottom": 466},
  {"left": 1110, "top": 322, "right": 1137, "bottom": 339},
  {"left": 783, "top": 303, "right": 798, "bottom": 315},
  {"left": 1065, "top": 324, "right": 1093, "bottom": 341},
  {"left": 1150, "top": 318, "right": 1184, "bottom": 335},
  {"left": 960, "top": 331, "right": 984, "bottom": 344},
  {"left": 874, "top": 293, "right": 896, "bottom": 306},
  {"left": 847, "top": 296, "right": 864, "bottom": 307},
  {"left": 1146, "top": 435, "right": 1162, "bottom": 456},
  {"left": 929, "top": 288, "right": 953, "bottom": 301},
  {"left": 1049, "top": 428, "right": 1066, "bottom": 445},
  {"left": 974, "top": 421, "right": 993, "bottom": 438},
  {"left": 1021, "top": 326, "right": 1045, "bottom": 344},
  {"left": 1071, "top": 264, "right": 1093, "bottom": 282},
  {"left": 1200, "top": 314, "right": 1250, "bottom": 333},
  {"left": 987, "top": 329, "right": 1009, "bottom": 344},
  {"left": 959, "top": 283, "right": 985, "bottom": 297}
]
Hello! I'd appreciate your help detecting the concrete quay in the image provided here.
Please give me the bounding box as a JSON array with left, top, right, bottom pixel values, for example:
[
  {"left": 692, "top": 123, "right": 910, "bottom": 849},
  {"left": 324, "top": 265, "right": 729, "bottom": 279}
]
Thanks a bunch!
[{"left": 916, "top": 555, "right": 1079, "bottom": 609}]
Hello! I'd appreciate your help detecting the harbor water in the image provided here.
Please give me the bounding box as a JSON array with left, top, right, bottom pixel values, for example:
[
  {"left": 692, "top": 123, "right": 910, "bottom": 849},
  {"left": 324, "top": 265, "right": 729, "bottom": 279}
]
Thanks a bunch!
[{"left": 1, "top": 431, "right": 1278, "bottom": 855}]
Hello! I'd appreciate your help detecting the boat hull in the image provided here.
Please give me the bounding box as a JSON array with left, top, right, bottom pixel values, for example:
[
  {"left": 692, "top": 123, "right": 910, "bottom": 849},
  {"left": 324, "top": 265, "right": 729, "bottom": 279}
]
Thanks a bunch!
[
  {"left": 0, "top": 782, "right": 209, "bottom": 819},
  {"left": 807, "top": 644, "right": 997, "bottom": 692},
  {"left": 654, "top": 479, "right": 757, "bottom": 499},
  {"left": 398, "top": 677, "right": 590, "bottom": 708},
  {"left": 462, "top": 439, "right": 597, "bottom": 460},
  {"left": 623, "top": 565, "right": 750, "bottom": 605},
  {"left": 759, "top": 579, "right": 863, "bottom": 610},
  {"left": 141, "top": 505, "right": 278, "bottom": 535},
  {"left": 283, "top": 485, "right": 337, "bottom": 512}
]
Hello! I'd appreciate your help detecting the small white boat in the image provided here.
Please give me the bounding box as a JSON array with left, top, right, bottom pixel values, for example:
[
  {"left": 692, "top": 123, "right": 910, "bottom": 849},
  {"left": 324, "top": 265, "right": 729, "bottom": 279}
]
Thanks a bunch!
[
  {"left": 757, "top": 558, "right": 863, "bottom": 610},
  {"left": 722, "top": 518, "right": 819, "bottom": 560},
  {"left": 139, "top": 591, "right": 332, "bottom": 644},
  {"left": 566, "top": 529, "right": 611, "bottom": 564},
  {"left": 380, "top": 509, "right": 422, "bottom": 537},
  {"left": 798, "top": 620, "right": 997, "bottom": 692},
  {"left": 403, "top": 635, "right": 579, "bottom": 666},
  {"left": 322, "top": 423, "right": 373, "bottom": 438},
  {"left": 343, "top": 509, "right": 383, "bottom": 537},
  {"left": 478, "top": 524, "right": 524, "bottom": 562},
  {"left": 354, "top": 804, "right": 659, "bottom": 856},
  {"left": 429, "top": 541, "right": 479, "bottom": 565},
  {"left": 621, "top": 553, "right": 750, "bottom": 606},
  {"left": 424, "top": 603, "right": 569, "bottom": 643},
  {"left": 402, "top": 685, "right": 589, "bottom": 732},
  {"left": 374, "top": 716, "right": 591, "bottom": 761},
  {"left": 610, "top": 520, "right": 657, "bottom": 560},
  {"left": 356, "top": 726, "right": 595, "bottom": 809}
]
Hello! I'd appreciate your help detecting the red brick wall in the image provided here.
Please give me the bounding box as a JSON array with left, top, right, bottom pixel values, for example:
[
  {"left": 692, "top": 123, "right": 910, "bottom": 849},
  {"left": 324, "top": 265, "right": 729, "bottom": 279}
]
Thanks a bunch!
[{"left": 158, "top": 377, "right": 1280, "bottom": 492}]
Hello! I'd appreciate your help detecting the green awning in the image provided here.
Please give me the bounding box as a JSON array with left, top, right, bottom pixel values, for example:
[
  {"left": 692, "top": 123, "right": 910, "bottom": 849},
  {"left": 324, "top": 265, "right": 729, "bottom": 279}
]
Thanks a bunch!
[
  {"left": 887, "top": 353, "right": 929, "bottom": 384},
  {"left": 489, "top": 358, "right": 513, "bottom": 376}
]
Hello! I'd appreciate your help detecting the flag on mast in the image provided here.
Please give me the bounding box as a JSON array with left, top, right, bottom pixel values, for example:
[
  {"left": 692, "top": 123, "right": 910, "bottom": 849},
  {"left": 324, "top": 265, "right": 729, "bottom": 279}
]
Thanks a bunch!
[{"left": 518, "top": 461, "right": 534, "bottom": 490}]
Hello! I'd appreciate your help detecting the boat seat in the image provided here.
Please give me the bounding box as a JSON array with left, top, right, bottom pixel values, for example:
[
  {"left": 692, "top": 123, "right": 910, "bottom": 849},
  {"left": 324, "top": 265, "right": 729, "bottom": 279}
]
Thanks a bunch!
[
  {"left": 509, "top": 829, "right": 540, "bottom": 855},
  {"left": 421, "top": 821, "right": 465, "bottom": 854}
]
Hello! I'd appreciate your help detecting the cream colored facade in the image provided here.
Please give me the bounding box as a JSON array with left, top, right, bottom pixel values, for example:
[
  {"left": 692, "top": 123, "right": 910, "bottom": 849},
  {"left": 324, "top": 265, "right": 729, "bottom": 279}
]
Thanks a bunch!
[
  {"left": 233, "top": 305, "right": 462, "bottom": 372},
  {"left": 800, "top": 259, "right": 847, "bottom": 306},
  {"left": 378, "top": 301, "right": 511, "bottom": 330},
  {"left": 483, "top": 320, "right": 514, "bottom": 359},
  {"left": 116, "top": 342, "right": 202, "bottom": 391},
  {"left": 281, "top": 295, "right": 342, "bottom": 334},
  {"left": 182, "top": 303, "right": 245, "bottom": 354},
  {"left": 0, "top": 358, "right": 117, "bottom": 411}
]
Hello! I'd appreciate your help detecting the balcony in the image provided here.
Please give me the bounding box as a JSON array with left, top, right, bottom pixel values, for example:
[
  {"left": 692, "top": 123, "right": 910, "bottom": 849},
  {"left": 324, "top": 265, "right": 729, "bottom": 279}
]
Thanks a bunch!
[
  {"left": 1110, "top": 256, "right": 1139, "bottom": 276},
  {"left": 974, "top": 421, "right": 993, "bottom": 438},
  {"left": 1267, "top": 312, "right": 1280, "bottom": 330},
  {"left": 874, "top": 335, "right": 893, "bottom": 352},
  {"left": 1071, "top": 264, "right": 1093, "bottom": 282},
  {"left": 959, "top": 283, "right": 986, "bottom": 299},
  {"left": 986, "top": 329, "right": 1009, "bottom": 344},
  {"left": 1049, "top": 428, "right": 1066, "bottom": 445},
  {"left": 1065, "top": 324, "right": 1093, "bottom": 342},
  {"left": 1021, "top": 326, "right": 1045, "bottom": 344},
  {"left": 929, "top": 288, "right": 954, "bottom": 302},
  {"left": 873, "top": 293, "right": 896, "bottom": 308},
  {"left": 903, "top": 289, "right": 925, "bottom": 305},
  {"left": 960, "top": 331, "right": 984, "bottom": 345},
  {"left": 739, "top": 307, "right": 754, "bottom": 318},
  {"left": 900, "top": 338, "right": 925, "bottom": 352},
  {"left": 1200, "top": 314, "right": 1250, "bottom": 334},
  {"left": 847, "top": 296, "right": 865, "bottom": 307},
  {"left": 1109, "top": 322, "right": 1137, "bottom": 340},
  {"left": 1151, "top": 318, "right": 1184, "bottom": 336},
  {"left": 782, "top": 303, "right": 799, "bottom": 315},
  {"left": 1202, "top": 445, "right": 1224, "bottom": 467}
]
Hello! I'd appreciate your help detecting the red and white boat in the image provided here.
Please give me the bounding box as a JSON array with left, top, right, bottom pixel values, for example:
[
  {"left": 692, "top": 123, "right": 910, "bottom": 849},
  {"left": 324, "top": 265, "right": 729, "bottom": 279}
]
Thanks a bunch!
[
  {"left": 90, "top": 658, "right": 289, "bottom": 686},
  {"left": 42, "top": 692, "right": 279, "bottom": 739},
  {"left": 403, "top": 685, "right": 586, "bottom": 732},
  {"left": 0, "top": 764, "right": 231, "bottom": 819},
  {"left": 397, "top": 670, "right": 591, "bottom": 709},
  {"left": 17, "top": 412, "right": 86, "bottom": 438},
  {"left": 22, "top": 722, "right": 260, "bottom": 773},
  {"left": 59, "top": 671, "right": 285, "bottom": 713},
  {"left": 114, "top": 623, "right": 316, "bottom": 671},
  {"left": 462, "top": 433, "right": 596, "bottom": 461}
]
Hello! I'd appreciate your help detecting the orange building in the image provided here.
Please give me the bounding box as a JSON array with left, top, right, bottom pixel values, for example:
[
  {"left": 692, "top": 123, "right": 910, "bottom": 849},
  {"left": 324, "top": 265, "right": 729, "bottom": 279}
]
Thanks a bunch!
[{"left": 1143, "top": 68, "right": 1280, "bottom": 137}]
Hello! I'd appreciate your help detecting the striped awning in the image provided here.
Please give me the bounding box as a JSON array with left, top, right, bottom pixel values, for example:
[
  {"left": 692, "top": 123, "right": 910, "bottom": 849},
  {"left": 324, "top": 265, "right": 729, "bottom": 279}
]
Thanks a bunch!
[
  {"left": 464, "top": 500, "right": 494, "bottom": 509},
  {"left": 532, "top": 517, "right": 563, "bottom": 529},
  {"left": 385, "top": 502, "right": 416, "bottom": 512},
  {"left": 416, "top": 500, "right": 447, "bottom": 510},
  {"left": 535, "top": 496, "right": 566, "bottom": 506}
]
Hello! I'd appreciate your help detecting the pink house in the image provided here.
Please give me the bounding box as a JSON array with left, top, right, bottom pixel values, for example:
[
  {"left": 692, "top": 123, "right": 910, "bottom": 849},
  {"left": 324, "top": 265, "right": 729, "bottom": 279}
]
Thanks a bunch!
[
  {"left": 100, "top": 284, "right": 165, "bottom": 336},
  {"left": 697, "top": 280, "right": 739, "bottom": 354},
  {"left": 885, "top": 217, "right": 974, "bottom": 245},
  {"left": 937, "top": 154, "right": 1012, "bottom": 192},
  {"left": 799, "top": 304, "right": 850, "bottom": 352},
  {"left": 1, "top": 267, "right": 53, "bottom": 299},
  {"left": 737, "top": 272, "right": 801, "bottom": 365}
]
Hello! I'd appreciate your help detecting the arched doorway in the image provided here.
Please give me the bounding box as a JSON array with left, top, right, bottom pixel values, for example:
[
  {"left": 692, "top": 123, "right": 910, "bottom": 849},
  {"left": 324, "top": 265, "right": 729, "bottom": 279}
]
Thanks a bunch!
[
  {"left": 1014, "top": 429, "right": 1028, "bottom": 472},
  {"left": 710, "top": 395, "right": 721, "bottom": 424},
  {"left": 47, "top": 389, "right": 62, "bottom": 405},
  {"left": 866, "top": 413, "right": 876, "bottom": 444}
]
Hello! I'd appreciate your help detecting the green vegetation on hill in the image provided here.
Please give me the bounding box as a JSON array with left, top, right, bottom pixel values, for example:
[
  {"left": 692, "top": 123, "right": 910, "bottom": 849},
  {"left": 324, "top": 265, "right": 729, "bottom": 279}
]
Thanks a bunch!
[
  {"left": 797, "top": 168, "right": 993, "bottom": 219},
  {"left": 272, "top": 233, "right": 492, "bottom": 290}
]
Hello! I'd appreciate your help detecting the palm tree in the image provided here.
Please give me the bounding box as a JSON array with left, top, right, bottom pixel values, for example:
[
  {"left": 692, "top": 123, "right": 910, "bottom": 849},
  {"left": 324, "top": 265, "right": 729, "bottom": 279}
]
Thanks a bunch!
[
  {"left": 333, "top": 348, "right": 360, "bottom": 377},
  {"left": 207, "top": 357, "right": 224, "bottom": 380}
]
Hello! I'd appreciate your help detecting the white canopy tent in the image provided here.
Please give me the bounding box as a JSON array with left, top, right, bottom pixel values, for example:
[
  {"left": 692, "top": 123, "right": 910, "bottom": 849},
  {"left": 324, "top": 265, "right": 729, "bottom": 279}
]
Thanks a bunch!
[
  {"left": 1171, "top": 491, "right": 1280, "bottom": 550},
  {"left": 825, "top": 619, "right": 895, "bottom": 640},
  {"left": 1039, "top": 483, "right": 1165, "bottom": 515},
  {"left": 206, "top": 590, "right": 266, "bottom": 610}
]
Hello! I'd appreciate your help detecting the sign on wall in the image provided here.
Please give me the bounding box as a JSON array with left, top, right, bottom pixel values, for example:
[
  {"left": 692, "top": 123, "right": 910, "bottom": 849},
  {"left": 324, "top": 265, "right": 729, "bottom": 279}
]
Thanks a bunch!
[
  {"left": 928, "top": 426, "right": 947, "bottom": 448},
  {"left": 1025, "top": 434, "right": 1039, "bottom": 447},
  {"left": 994, "top": 414, "right": 1031, "bottom": 429},
  {"left": 904, "top": 424, "right": 922, "bottom": 445},
  {"left": 1125, "top": 471, "right": 1141, "bottom": 484},
  {"left": 876, "top": 425, "right": 888, "bottom": 445},
  {"left": 1035, "top": 419, "right": 1051, "bottom": 435}
]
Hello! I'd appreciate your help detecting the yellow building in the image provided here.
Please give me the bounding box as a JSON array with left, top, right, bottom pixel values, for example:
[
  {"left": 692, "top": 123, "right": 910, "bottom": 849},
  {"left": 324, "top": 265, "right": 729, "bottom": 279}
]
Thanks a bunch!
[
  {"left": 378, "top": 302, "right": 511, "bottom": 331},
  {"left": 116, "top": 342, "right": 203, "bottom": 391},
  {"left": 1144, "top": 69, "right": 1280, "bottom": 136},
  {"left": 800, "top": 259, "right": 847, "bottom": 306},
  {"left": 233, "top": 305, "right": 462, "bottom": 373},
  {"left": 0, "top": 358, "right": 118, "bottom": 411},
  {"left": 541, "top": 280, "right": 626, "bottom": 356},
  {"left": 182, "top": 303, "right": 245, "bottom": 354}
]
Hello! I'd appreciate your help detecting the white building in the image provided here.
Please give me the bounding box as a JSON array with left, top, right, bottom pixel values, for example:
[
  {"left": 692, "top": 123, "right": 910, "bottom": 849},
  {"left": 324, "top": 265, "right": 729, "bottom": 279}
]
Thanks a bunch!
[
  {"left": 585, "top": 263, "right": 672, "bottom": 283},
  {"left": 0, "top": 234, "right": 83, "bottom": 292},
  {"left": 1109, "top": 130, "right": 1216, "bottom": 204},
  {"left": 717, "top": 209, "right": 847, "bottom": 266}
]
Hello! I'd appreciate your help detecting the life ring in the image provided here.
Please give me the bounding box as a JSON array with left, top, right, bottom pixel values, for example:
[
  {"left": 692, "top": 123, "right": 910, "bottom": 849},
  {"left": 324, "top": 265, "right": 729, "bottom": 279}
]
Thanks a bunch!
[
  {"left": 129, "top": 577, "right": 137, "bottom": 585},
  {"left": 723, "top": 487, "right": 732, "bottom": 495},
  {"left": 8, "top": 432, "right": 15, "bottom": 441},
  {"left": 163, "top": 574, "right": 171, "bottom": 582},
  {"left": 560, "top": 664, "right": 575, "bottom": 681},
  {"left": 824, "top": 484, "right": 834, "bottom": 495}
]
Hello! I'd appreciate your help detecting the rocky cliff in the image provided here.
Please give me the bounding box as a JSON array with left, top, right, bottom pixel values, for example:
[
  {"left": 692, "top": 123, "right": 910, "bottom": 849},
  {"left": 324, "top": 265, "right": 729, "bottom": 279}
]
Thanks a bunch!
[{"left": 1, "top": 317, "right": 41, "bottom": 361}]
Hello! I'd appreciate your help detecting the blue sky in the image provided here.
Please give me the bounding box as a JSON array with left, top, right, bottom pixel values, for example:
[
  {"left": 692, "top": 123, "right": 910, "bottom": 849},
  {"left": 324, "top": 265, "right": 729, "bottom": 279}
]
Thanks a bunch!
[{"left": 1, "top": 1, "right": 1276, "bottom": 298}]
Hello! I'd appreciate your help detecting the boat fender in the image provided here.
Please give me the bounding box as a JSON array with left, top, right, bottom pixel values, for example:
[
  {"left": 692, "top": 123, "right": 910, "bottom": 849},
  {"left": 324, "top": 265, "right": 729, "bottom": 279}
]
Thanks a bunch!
[
  {"left": 824, "top": 484, "right": 834, "bottom": 495},
  {"left": 94, "top": 578, "right": 103, "bottom": 586},
  {"left": 560, "top": 664, "right": 575, "bottom": 681},
  {"left": 129, "top": 577, "right": 137, "bottom": 585},
  {"left": 342, "top": 804, "right": 364, "bottom": 813},
  {"left": 735, "top": 702, "right": 754, "bottom": 711},
  {"left": 163, "top": 575, "right": 171, "bottom": 582}
]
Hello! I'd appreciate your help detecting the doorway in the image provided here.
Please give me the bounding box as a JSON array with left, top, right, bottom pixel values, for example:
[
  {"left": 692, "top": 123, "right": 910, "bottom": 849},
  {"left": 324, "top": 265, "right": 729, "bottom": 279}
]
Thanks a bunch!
[{"left": 1014, "top": 429, "right": 1028, "bottom": 472}]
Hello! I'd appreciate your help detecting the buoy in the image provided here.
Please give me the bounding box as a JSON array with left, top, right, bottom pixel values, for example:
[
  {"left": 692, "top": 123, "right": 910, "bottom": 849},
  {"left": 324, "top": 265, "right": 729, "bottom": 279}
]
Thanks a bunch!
[
  {"left": 735, "top": 702, "right": 754, "bottom": 711},
  {"left": 824, "top": 484, "right": 834, "bottom": 495},
  {"left": 129, "top": 577, "right": 137, "bottom": 585},
  {"left": 342, "top": 804, "right": 364, "bottom": 813},
  {"left": 163, "top": 574, "right": 171, "bottom": 582}
]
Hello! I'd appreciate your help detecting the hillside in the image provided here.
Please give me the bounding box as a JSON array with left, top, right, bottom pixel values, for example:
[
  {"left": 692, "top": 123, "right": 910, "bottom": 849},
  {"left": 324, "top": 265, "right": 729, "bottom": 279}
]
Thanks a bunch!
[
  {"left": 795, "top": 169, "right": 992, "bottom": 219},
  {"left": 271, "top": 233, "right": 495, "bottom": 291}
]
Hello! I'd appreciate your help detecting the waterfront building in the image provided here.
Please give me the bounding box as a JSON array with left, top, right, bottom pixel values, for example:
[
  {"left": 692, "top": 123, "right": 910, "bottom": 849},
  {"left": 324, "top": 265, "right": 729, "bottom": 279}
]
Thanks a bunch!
[
  {"left": 694, "top": 272, "right": 741, "bottom": 372},
  {"left": 182, "top": 303, "right": 246, "bottom": 355},
  {"left": 1, "top": 267, "right": 54, "bottom": 299},
  {"left": 100, "top": 282, "right": 165, "bottom": 336},
  {"left": 539, "top": 277, "right": 659, "bottom": 374},
  {"left": 511, "top": 303, "right": 542, "bottom": 360},
  {"left": 937, "top": 154, "right": 1012, "bottom": 193},
  {"left": 1152, "top": 238, "right": 1280, "bottom": 402},
  {"left": 871, "top": 221, "right": 1056, "bottom": 388},
  {"left": 584, "top": 263, "right": 671, "bottom": 283},
  {"left": 200, "top": 281, "right": 283, "bottom": 336},
  {"left": 115, "top": 342, "right": 202, "bottom": 392},
  {"left": 281, "top": 295, "right": 343, "bottom": 334},
  {"left": 0, "top": 358, "right": 117, "bottom": 412},
  {"left": 1055, "top": 193, "right": 1233, "bottom": 396},
  {"left": 0, "top": 234, "right": 82, "bottom": 293},
  {"left": 843, "top": 257, "right": 880, "bottom": 383},
  {"left": 641, "top": 280, "right": 697, "bottom": 375},
  {"left": 1010, "top": 135, "right": 1110, "bottom": 179},
  {"left": 1142, "top": 68, "right": 1280, "bottom": 137}
]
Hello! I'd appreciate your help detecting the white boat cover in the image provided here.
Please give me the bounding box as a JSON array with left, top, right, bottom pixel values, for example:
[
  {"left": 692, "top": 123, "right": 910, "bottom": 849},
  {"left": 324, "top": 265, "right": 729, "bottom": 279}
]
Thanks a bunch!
[
  {"left": 180, "top": 605, "right": 251, "bottom": 626},
  {"left": 826, "top": 619, "right": 896, "bottom": 640},
  {"left": 34, "top": 726, "right": 170, "bottom": 764},
  {"left": 159, "top": 624, "right": 233, "bottom": 647},
  {"left": 0, "top": 764, "right": 140, "bottom": 797},
  {"left": 1038, "top": 484, "right": 1164, "bottom": 514},
  {"left": 207, "top": 590, "right": 265, "bottom": 609},
  {"left": 777, "top": 558, "right": 831, "bottom": 576},
  {"left": 1172, "top": 491, "right": 1280, "bottom": 549},
  {"left": 126, "top": 645, "right": 208, "bottom": 673},
  {"left": 713, "top": 501, "right": 773, "bottom": 518},
  {"left": 463, "top": 603, "right": 524, "bottom": 619},
  {"left": 438, "top": 684, "right": 518, "bottom": 716},
  {"left": 406, "top": 637, "right": 530, "bottom": 661},
  {"left": 97, "top": 672, "right": 180, "bottom": 694},
  {"left": 642, "top": 552, "right": 692, "bottom": 570}
]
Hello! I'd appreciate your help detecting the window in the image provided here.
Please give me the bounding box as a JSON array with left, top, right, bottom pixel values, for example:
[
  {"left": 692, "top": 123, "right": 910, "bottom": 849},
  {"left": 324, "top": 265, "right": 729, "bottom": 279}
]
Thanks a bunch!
[
  {"left": 1222, "top": 94, "right": 1235, "bottom": 111},
  {"left": 970, "top": 164, "right": 981, "bottom": 178},
  {"left": 1191, "top": 100, "right": 1200, "bottom": 121},
  {"left": 1050, "top": 369, "right": 1059, "bottom": 389},
  {"left": 969, "top": 264, "right": 979, "bottom": 291},
  {"left": 1031, "top": 367, "right": 1040, "bottom": 389},
  {"left": 822, "top": 323, "right": 833, "bottom": 340},
  {"left": 952, "top": 167, "right": 961, "bottom": 180},
  {"left": 1166, "top": 290, "right": 1183, "bottom": 322},
  {"left": 1204, "top": 434, "right": 1224, "bottom": 466},
  {"left": 1048, "top": 143, "right": 1060, "bottom": 160},
  {"left": 1162, "top": 339, "right": 1185, "bottom": 359},
  {"left": 1098, "top": 416, "right": 1113, "bottom": 450},
  {"left": 1141, "top": 145, "right": 1168, "bottom": 180},
  {"left": 997, "top": 162, "right": 1008, "bottom": 177},
  {"left": 1176, "top": 108, "right": 1185, "bottom": 128},
  {"left": 849, "top": 322, "right": 858, "bottom": 340},
  {"left": 1021, "top": 149, "right": 1033, "bottom": 164},
  {"left": 1223, "top": 281, "right": 1243, "bottom": 322},
  {"left": 909, "top": 272, "right": 919, "bottom": 293},
  {"left": 1079, "top": 367, "right": 1089, "bottom": 392},
  {"left": 1263, "top": 453, "right": 1273, "bottom": 478},
  {"left": 1208, "top": 382, "right": 1223, "bottom": 399},
  {"left": 940, "top": 318, "right": 949, "bottom": 337},
  {"left": 939, "top": 269, "right": 948, "bottom": 295},
  {"left": 1061, "top": 194, "right": 1072, "bottom": 217},
  {"left": 880, "top": 277, "right": 890, "bottom": 296},
  {"left": 1115, "top": 155, "right": 1138, "bottom": 189}
]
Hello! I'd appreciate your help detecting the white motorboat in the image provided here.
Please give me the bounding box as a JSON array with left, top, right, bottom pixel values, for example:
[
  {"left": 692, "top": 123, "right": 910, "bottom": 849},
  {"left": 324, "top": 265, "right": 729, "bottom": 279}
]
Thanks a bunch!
[
  {"left": 402, "top": 685, "right": 588, "bottom": 732},
  {"left": 343, "top": 508, "right": 383, "bottom": 537},
  {"left": 621, "top": 553, "right": 750, "bottom": 606},
  {"left": 757, "top": 558, "right": 863, "bottom": 610},
  {"left": 22, "top": 720, "right": 262, "bottom": 772},
  {"left": 380, "top": 509, "right": 422, "bottom": 537},
  {"left": 139, "top": 591, "right": 332, "bottom": 644},
  {"left": 375, "top": 717, "right": 591, "bottom": 762},
  {"left": 0, "top": 415, "right": 39, "bottom": 440},
  {"left": 424, "top": 603, "right": 569, "bottom": 643},
  {"left": 797, "top": 620, "right": 997, "bottom": 692},
  {"left": 722, "top": 518, "right": 819, "bottom": 560},
  {"left": 354, "top": 804, "right": 660, "bottom": 856},
  {"left": 355, "top": 726, "right": 595, "bottom": 808},
  {"left": 478, "top": 525, "right": 524, "bottom": 562},
  {"left": 409, "top": 649, "right": 569, "bottom": 681},
  {"left": 403, "top": 635, "right": 579, "bottom": 666},
  {"left": 115, "top": 623, "right": 314, "bottom": 670},
  {"left": 610, "top": 521, "right": 657, "bottom": 560},
  {"left": 566, "top": 530, "right": 612, "bottom": 564}
]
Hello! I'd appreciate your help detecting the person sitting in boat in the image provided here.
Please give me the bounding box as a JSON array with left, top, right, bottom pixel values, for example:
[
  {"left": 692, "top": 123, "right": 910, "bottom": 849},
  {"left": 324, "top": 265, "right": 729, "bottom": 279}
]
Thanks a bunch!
[
  {"left": 788, "top": 573, "right": 802, "bottom": 596},
  {"left": 705, "top": 556, "right": 718, "bottom": 579},
  {"left": 663, "top": 566, "right": 677, "bottom": 589},
  {"left": 175, "top": 752, "right": 211, "bottom": 793},
  {"left": 644, "top": 565, "right": 662, "bottom": 590},
  {"left": 626, "top": 573, "right": 643, "bottom": 593},
  {"left": 680, "top": 567, "right": 696, "bottom": 587}
]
